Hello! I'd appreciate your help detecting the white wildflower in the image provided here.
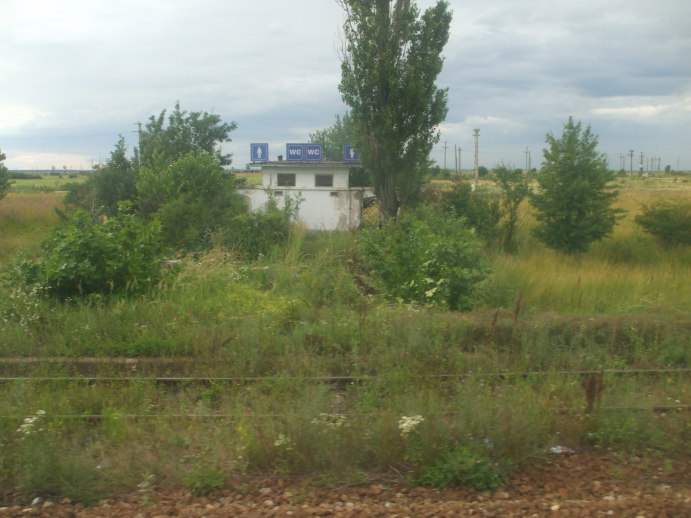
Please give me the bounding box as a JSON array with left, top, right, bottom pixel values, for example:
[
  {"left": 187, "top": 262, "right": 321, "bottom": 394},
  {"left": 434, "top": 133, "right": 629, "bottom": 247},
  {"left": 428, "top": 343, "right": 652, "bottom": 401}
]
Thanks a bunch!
[
  {"left": 310, "top": 413, "right": 348, "bottom": 431},
  {"left": 398, "top": 415, "right": 424, "bottom": 437},
  {"left": 273, "top": 434, "right": 294, "bottom": 451},
  {"left": 16, "top": 410, "right": 46, "bottom": 438}
]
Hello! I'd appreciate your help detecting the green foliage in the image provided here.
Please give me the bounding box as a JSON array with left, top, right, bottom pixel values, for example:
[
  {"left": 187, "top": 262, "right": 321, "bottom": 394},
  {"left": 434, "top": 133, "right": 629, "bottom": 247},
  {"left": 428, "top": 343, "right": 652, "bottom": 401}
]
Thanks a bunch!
[
  {"left": 348, "top": 166, "right": 372, "bottom": 187},
  {"left": 309, "top": 113, "right": 374, "bottom": 186},
  {"left": 91, "top": 137, "right": 137, "bottom": 215},
  {"left": 19, "top": 446, "right": 104, "bottom": 505},
  {"left": 358, "top": 207, "right": 490, "bottom": 310},
  {"left": 531, "top": 117, "right": 623, "bottom": 253},
  {"left": 183, "top": 464, "right": 225, "bottom": 496},
  {"left": 309, "top": 112, "right": 357, "bottom": 161},
  {"left": 220, "top": 208, "right": 291, "bottom": 260},
  {"left": 62, "top": 180, "right": 95, "bottom": 212},
  {"left": 416, "top": 445, "right": 505, "bottom": 490},
  {"left": 492, "top": 164, "right": 531, "bottom": 253},
  {"left": 137, "top": 149, "right": 245, "bottom": 250},
  {"left": 338, "top": 0, "right": 452, "bottom": 220},
  {"left": 0, "top": 149, "right": 11, "bottom": 200},
  {"left": 10, "top": 203, "right": 167, "bottom": 299},
  {"left": 138, "top": 101, "right": 237, "bottom": 167},
  {"left": 635, "top": 199, "right": 691, "bottom": 246},
  {"left": 64, "top": 137, "right": 136, "bottom": 216},
  {"left": 137, "top": 149, "right": 228, "bottom": 214},
  {"left": 437, "top": 182, "right": 502, "bottom": 244}
]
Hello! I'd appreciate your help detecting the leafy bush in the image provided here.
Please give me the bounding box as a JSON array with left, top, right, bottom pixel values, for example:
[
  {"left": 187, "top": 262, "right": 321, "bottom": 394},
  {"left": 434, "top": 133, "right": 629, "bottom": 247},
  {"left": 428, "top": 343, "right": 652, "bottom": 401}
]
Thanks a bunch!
[
  {"left": 137, "top": 149, "right": 246, "bottom": 251},
  {"left": 357, "top": 208, "right": 490, "bottom": 310},
  {"left": 10, "top": 203, "right": 167, "bottom": 299},
  {"left": 415, "top": 445, "right": 505, "bottom": 490},
  {"left": 183, "top": 464, "right": 225, "bottom": 496},
  {"left": 492, "top": 164, "right": 531, "bottom": 254},
  {"left": 218, "top": 198, "right": 295, "bottom": 260},
  {"left": 0, "top": 149, "right": 11, "bottom": 200},
  {"left": 635, "top": 199, "right": 691, "bottom": 246},
  {"left": 435, "top": 182, "right": 502, "bottom": 244}
]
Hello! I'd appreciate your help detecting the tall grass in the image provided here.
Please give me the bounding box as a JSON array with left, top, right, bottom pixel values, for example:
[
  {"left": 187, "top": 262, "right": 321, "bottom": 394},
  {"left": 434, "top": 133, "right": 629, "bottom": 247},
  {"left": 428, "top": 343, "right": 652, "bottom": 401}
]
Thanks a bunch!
[
  {"left": 0, "top": 184, "right": 688, "bottom": 503},
  {"left": 0, "top": 193, "right": 64, "bottom": 264},
  {"left": 481, "top": 183, "right": 691, "bottom": 313}
]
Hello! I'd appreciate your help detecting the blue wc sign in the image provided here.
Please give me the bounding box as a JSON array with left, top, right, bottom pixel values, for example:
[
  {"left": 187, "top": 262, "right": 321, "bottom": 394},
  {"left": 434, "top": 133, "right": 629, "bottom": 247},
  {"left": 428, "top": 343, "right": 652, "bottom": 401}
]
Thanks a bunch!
[{"left": 287, "top": 143, "right": 323, "bottom": 161}]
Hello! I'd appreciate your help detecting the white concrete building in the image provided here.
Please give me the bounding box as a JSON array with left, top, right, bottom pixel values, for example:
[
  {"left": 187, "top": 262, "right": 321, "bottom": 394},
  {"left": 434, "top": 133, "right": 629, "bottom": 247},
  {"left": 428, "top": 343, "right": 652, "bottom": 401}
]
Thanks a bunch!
[{"left": 238, "top": 161, "right": 374, "bottom": 231}]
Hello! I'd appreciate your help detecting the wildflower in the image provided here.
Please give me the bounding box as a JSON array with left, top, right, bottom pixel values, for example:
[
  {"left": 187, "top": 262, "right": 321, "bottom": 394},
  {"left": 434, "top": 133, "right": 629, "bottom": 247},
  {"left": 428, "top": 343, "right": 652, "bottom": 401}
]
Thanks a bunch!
[
  {"left": 273, "top": 434, "right": 294, "bottom": 451},
  {"left": 16, "top": 410, "right": 46, "bottom": 438},
  {"left": 310, "top": 413, "right": 348, "bottom": 431},
  {"left": 398, "top": 415, "right": 424, "bottom": 437}
]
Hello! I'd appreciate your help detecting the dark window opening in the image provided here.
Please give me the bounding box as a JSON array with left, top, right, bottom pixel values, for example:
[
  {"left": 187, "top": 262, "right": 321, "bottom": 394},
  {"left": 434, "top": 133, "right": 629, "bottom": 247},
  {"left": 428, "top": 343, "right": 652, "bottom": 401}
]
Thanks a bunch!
[
  {"left": 315, "top": 174, "right": 333, "bottom": 187},
  {"left": 277, "top": 173, "right": 296, "bottom": 187}
]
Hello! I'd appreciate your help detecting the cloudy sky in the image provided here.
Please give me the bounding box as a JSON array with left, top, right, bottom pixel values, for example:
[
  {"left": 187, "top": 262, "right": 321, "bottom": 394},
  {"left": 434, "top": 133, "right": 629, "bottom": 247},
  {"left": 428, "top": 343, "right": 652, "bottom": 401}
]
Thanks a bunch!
[{"left": 2, "top": 0, "right": 690, "bottom": 172}]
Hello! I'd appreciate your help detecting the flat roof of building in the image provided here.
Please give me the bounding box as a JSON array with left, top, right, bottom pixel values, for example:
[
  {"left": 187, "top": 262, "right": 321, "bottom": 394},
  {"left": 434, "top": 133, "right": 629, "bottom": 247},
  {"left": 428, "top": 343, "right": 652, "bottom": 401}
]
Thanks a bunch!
[{"left": 246, "top": 161, "right": 357, "bottom": 169}]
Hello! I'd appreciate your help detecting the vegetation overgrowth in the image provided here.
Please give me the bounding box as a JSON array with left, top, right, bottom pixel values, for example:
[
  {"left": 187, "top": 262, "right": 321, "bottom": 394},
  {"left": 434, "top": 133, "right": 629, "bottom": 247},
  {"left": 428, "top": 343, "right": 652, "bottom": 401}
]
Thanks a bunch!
[{"left": 0, "top": 174, "right": 689, "bottom": 504}]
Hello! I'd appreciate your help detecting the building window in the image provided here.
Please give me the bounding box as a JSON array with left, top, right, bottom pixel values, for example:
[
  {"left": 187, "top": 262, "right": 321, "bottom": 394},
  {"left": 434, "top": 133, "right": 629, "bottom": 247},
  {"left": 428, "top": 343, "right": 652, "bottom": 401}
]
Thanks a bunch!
[
  {"left": 277, "top": 173, "right": 296, "bottom": 187},
  {"left": 315, "top": 174, "right": 333, "bottom": 187}
]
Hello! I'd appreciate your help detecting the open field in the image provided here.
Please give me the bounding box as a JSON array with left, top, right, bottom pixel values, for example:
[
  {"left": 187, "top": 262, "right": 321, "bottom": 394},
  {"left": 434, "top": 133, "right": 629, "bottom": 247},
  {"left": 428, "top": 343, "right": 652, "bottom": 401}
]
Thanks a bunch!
[
  {"left": 0, "top": 177, "right": 688, "bottom": 507},
  {"left": 8, "top": 174, "right": 88, "bottom": 194}
]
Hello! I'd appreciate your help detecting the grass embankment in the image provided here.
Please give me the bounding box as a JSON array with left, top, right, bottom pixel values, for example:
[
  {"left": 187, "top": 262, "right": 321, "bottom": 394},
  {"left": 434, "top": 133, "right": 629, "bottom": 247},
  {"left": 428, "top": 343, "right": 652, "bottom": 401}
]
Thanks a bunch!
[{"left": 0, "top": 177, "right": 688, "bottom": 503}]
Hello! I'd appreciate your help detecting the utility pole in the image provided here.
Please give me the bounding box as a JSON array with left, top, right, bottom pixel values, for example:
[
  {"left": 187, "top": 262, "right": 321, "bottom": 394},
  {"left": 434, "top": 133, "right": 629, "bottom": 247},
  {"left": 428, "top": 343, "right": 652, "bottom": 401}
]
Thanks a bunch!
[
  {"left": 457, "top": 147, "right": 461, "bottom": 178},
  {"left": 443, "top": 141, "right": 449, "bottom": 170},
  {"left": 454, "top": 144, "right": 457, "bottom": 174},
  {"left": 629, "top": 150, "right": 634, "bottom": 176},
  {"left": 639, "top": 151, "right": 644, "bottom": 176},
  {"left": 525, "top": 146, "right": 529, "bottom": 173},
  {"left": 528, "top": 150, "right": 531, "bottom": 172},
  {"left": 473, "top": 129, "right": 480, "bottom": 190}
]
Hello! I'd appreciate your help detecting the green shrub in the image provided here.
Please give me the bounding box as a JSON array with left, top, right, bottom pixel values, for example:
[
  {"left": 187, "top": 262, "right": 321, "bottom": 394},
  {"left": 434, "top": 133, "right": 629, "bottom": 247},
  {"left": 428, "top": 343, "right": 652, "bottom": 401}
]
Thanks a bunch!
[
  {"left": 10, "top": 203, "right": 167, "bottom": 299},
  {"left": 357, "top": 208, "right": 490, "bottom": 310},
  {"left": 137, "top": 150, "right": 246, "bottom": 251},
  {"left": 0, "top": 149, "right": 10, "bottom": 200},
  {"left": 183, "top": 464, "right": 225, "bottom": 496},
  {"left": 635, "top": 199, "right": 691, "bottom": 246},
  {"left": 220, "top": 206, "right": 292, "bottom": 260},
  {"left": 416, "top": 445, "right": 505, "bottom": 490},
  {"left": 436, "top": 183, "right": 502, "bottom": 244}
]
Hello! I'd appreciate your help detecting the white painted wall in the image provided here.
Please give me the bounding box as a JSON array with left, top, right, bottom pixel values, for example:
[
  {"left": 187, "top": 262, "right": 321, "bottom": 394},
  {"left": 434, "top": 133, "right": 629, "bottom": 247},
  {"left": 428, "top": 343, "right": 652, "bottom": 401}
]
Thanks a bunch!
[{"left": 239, "top": 162, "right": 374, "bottom": 230}]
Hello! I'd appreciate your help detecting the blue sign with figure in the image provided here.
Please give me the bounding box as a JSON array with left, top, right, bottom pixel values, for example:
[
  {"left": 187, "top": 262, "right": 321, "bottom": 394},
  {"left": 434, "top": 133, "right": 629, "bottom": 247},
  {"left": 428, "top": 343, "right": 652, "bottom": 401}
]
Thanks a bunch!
[
  {"left": 286, "top": 143, "right": 304, "bottom": 161},
  {"left": 250, "top": 143, "right": 268, "bottom": 162},
  {"left": 343, "top": 145, "right": 359, "bottom": 162},
  {"left": 305, "top": 144, "right": 323, "bottom": 161}
]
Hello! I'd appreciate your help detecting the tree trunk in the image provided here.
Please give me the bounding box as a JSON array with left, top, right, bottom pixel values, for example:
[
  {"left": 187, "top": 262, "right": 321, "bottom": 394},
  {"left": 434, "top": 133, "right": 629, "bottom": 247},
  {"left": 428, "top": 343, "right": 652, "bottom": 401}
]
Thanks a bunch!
[{"left": 376, "top": 172, "right": 399, "bottom": 224}]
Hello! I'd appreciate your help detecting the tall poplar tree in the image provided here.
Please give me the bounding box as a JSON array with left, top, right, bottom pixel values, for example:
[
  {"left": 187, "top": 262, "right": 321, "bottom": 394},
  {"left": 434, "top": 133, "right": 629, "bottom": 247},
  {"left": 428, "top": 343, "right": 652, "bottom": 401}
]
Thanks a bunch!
[{"left": 338, "top": 0, "right": 451, "bottom": 221}]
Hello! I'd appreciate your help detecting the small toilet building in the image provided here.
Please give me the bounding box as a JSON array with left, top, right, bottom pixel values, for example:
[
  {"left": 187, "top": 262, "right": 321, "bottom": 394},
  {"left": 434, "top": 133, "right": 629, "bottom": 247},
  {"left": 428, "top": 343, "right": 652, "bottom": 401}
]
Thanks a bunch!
[{"left": 238, "top": 161, "right": 374, "bottom": 231}]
